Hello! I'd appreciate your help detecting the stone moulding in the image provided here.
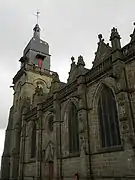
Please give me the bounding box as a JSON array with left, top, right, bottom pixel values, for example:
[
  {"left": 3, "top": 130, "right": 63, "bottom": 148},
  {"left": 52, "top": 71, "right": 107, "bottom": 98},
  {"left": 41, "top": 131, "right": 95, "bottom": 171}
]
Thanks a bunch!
[
  {"left": 86, "top": 56, "right": 112, "bottom": 84},
  {"left": 13, "top": 63, "right": 55, "bottom": 84},
  {"left": 122, "top": 42, "right": 135, "bottom": 60},
  {"left": 58, "top": 80, "right": 78, "bottom": 100},
  {"left": 24, "top": 107, "right": 37, "bottom": 120},
  {"left": 42, "top": 96, "right": 53, "bottom": 110},
  {"left": 13, "top": 66, "right": 26, "bottom": 84}
]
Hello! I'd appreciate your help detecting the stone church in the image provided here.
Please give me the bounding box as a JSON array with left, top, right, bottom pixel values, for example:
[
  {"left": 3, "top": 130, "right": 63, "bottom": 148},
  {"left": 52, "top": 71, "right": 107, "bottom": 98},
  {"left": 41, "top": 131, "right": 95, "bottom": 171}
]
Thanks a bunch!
[{"left": 1, "top": 22, "right": 135, "bottom": 180}]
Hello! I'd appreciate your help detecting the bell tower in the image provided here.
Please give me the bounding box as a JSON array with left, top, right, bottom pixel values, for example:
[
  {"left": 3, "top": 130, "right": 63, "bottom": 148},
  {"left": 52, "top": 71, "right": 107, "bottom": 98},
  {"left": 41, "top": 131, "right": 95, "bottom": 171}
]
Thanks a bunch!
[
  {"left": 21, "top": 23, "right": 51, "bottom": 70},
  {"left": 1, "top": 20, "right": 53, "bottom": 180}
]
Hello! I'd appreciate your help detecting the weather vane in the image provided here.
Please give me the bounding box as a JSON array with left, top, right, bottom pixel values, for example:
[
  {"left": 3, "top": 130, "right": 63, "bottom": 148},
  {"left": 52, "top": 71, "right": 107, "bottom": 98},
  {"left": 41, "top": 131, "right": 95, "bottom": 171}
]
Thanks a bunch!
[{"left": 35, "top": 11, "right": 40, "bottom": 24}]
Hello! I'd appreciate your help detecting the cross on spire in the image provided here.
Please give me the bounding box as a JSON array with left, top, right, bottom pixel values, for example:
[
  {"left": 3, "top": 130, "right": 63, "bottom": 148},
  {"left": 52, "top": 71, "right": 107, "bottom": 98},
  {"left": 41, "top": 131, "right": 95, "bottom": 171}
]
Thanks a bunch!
[{"left": 35, "top": 11, "right": 40, "bottom": 24}]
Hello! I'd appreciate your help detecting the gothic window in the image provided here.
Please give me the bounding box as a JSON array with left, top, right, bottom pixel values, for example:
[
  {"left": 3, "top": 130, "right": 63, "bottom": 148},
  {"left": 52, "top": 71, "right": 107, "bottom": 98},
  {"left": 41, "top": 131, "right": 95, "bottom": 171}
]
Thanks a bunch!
[
  {"left": 68, "top": 103, "right": 79, "bottom": 153},
  {"left": 98, "top": 85, "right": 121, "bottom": 148},
  {"left": 48, "top": 115, "right": 54, "bottom": 132},
  {"left": 31, "top": 122, "right": 36, "bottom": 158}
]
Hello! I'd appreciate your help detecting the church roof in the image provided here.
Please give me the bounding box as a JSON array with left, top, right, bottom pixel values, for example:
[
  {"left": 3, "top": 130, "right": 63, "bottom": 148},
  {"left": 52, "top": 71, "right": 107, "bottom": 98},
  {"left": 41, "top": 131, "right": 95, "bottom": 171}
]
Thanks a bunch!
[
  {"left": 23, "top": 23, "right": 50, "bottom": 57},
  {"left": 23, "top": 37, "right": 50, "bottom": 57}
]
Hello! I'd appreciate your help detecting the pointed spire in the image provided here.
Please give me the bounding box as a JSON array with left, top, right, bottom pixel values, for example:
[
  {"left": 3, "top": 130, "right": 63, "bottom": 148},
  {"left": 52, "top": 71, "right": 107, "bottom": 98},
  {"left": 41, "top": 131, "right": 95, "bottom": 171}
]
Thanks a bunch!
[
  {"left": 33, "top": 24, "right": 40, "bottom": 39},
  {"left": 70, "top": 56, "right": 76, "bottom": 69},
  {"left": 130, "top": 22, "right": 135, "bottom": 43},
  {"left": 71, "top": 56, "right": 75, "bottom": 64},
  {"left": 33, "top": 11, "right": 41, "bottom": 38},
  {"left": 110, "top": 27, "right": 121, "bottom": 40},
  {"left": 98, "top": 34, "right": 104, "bottom": 43},
  {"left": 67, "top": 56, "right": 77, "bottom": 83},
  {"left": 77, "top": 55, "right": 85, "bottom": 67},
  {"left": 110, "top": 27, "right": 121, "bottom": 50}
]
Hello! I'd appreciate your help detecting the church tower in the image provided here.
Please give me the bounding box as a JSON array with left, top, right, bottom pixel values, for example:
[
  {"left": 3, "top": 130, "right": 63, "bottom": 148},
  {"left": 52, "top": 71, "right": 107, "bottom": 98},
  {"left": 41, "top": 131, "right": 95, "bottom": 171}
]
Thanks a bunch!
[
  {"left": 1, "top": 21, "right": 53, "bottom": 180},
  {"left": 21, "top": 23, "right": 50, "bottom": 70}
]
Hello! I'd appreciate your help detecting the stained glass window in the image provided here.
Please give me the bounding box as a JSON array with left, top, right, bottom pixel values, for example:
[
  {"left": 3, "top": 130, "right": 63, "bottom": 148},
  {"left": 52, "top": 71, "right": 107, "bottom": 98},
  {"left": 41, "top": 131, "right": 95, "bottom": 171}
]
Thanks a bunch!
[
  {"left": 98, "top": 85, "right": 121, "bottom": 147},
  {"left": 68, "top": 103, "right": 79, "bottom": 153}
]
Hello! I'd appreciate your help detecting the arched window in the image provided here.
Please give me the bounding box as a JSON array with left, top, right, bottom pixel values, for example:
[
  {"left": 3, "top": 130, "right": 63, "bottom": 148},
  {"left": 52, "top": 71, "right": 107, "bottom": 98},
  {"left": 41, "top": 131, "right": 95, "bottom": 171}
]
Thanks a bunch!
[
  {"left": 31, "top": 122, "right": 36, "bottom": 158},
  {"left": 68, "top": 103, "right": 79, "bottom": 153},
  {"left": 98, "top": 85, "right": 121, "bottom": 148}
]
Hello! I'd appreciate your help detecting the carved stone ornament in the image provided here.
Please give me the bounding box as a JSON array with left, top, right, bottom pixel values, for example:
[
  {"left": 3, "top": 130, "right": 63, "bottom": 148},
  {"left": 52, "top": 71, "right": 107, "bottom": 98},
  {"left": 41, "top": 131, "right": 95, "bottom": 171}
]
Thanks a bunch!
[
  {"left": 49, "top": 72, "right": 60, "bottom": 94},
  {"left": 80, "top": 136, "right": 86, "bottom": 155},
  {"left": 78, "top": 114, "right": 85, "bottom": 133},
  {"left": 44, "top": 141, "right": 55, "bottom": 162},
  {"left": 93, "top": 34, "right": 112, "bottom": 67},
  {"left": 68, "top": 56, "right": 77, "bottom": 83},
  {"left": 123, "top": 135, "right": 135, "bottom": 151},
  {"left": 52, "top": 72, "right": 60, "bottom": 83},
  {"left": 112, "top": 64, "right": 124, "bottom": 79},
  {"left": 35, "top": 84, "right": 43, "bottom": 96},
  {"left": 117, "top": 92, "right": 125, "bottom": 102},
  {"left": 110, "top": 27, "right": 121, "bottom": 40}
]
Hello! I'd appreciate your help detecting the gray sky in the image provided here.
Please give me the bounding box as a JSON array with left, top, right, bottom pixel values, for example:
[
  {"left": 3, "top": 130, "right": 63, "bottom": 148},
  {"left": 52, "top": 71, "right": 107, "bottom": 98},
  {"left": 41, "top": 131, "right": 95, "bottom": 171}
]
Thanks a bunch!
[{"left": 0, "top": 0, "right": 135, "bottom": 159}]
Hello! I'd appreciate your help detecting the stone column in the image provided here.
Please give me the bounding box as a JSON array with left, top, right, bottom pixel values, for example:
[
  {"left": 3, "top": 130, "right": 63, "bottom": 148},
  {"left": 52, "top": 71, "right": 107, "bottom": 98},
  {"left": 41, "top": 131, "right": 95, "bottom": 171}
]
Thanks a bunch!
[
  {"left": 1, "top": 130, "right": 11, "bottom": 179},
  {"left": 18, "top": 112, "right": 26, "bottom": 180},
  {"left": 76, "top": 55, "right": 93, "bottom": 180},
  {"left": 53, "top": 92, "right": 61, "bottom": 180},
  {"left": 36, "top": 104, "right": 42, "bottom": 180},
  {"left": 77, "top": 74, "right": 91, "bottom": 179},
  {"left": 110, "top": 27, "right": 135, "bottom": 142},
  {"left": 48, "top": 72, "right": 61, "bottom": 180},
  {"left": 110, "top": 27, "right": 135, "bottom": 175},
  {"left": 10, "top": 112, "right": 21, "bottom": 179},
  {"left": 1, "top": 107, "right": 13, "bottom": 180}
]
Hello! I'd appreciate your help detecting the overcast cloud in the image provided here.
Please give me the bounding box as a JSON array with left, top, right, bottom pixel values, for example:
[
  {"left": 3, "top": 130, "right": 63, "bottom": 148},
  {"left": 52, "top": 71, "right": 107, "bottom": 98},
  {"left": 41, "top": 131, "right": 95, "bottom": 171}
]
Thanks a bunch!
[{"left": 0, "top": 0, "right": 135, "bottom": 159}]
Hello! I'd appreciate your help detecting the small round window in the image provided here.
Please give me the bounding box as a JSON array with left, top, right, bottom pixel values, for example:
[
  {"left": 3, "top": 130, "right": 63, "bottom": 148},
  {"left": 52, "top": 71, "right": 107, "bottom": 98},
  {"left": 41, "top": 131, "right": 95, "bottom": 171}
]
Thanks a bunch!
[{"left": 48, "top": 115, "right": 53, "bottom": 132}]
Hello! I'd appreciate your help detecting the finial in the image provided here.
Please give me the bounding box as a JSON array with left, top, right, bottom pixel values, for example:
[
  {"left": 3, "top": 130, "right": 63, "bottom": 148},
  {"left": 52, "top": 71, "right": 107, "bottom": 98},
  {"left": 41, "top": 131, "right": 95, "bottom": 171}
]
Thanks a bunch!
[
  {"left": 110, "top": 27, "right": 121, "bottom": 41},
  {"left": 130, "top": 22, "right": 135, "bottom": 42},
  {"left": 71, "top": 56, "right": 75, "bottom": 63},
  {"left": 77, "top": 55, "right": 85, "bottom": 66},
  {"left": 35, "top": 11, "right": 40, "bottom": 24},
  {"left": 98, "top": 34, "right": 104, "bottom": 42},
  {"left": 111, "top": 27, "right": 116, "bottom": 33},
  {"left": 33, "top": 11, "right": 41, "bottom": 39}
]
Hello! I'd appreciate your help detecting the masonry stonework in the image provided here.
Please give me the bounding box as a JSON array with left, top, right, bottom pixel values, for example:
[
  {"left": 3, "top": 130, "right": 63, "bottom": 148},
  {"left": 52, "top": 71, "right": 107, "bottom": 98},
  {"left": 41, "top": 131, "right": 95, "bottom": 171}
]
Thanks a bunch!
[{"left": 1, "top": 23, "right": 135, "bottom": 180}]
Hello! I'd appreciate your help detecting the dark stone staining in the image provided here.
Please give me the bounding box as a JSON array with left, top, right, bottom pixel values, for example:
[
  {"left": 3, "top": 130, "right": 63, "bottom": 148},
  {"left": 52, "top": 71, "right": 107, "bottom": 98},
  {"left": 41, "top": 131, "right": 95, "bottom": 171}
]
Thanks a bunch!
[
  {"left": 48, "top": 115, "right": 54, "bottom": 132},
  {"left": 31, "top": 122, "right": 36, "bottom": 158}
]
